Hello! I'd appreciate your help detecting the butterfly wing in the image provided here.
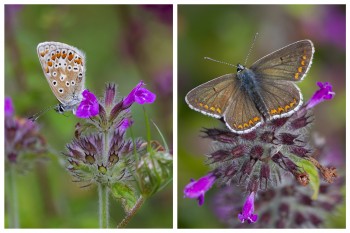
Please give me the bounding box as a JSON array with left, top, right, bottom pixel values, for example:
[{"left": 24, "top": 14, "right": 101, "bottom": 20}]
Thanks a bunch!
[
  {"left": 258, "top": 80, "right": 303, "bottom": 119},
  {"left": 185, "top": 74, "right": 237, "bottom": 118},
  {"left": 224, "top": 87, "right": 264, "bottom": 134},
  {"left": 37, "top": 42, "right": 86, "bottom": 106},
  {"left": 250, "top": 40, "right": 314, "bottom": 82}
]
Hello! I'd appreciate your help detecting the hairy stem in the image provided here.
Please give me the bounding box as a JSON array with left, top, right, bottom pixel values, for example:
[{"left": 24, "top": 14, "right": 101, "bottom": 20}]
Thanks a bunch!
[
  {"left": 117, "top": 196, "right": 145, "bottom": 228},
  {"left": 9, "top": 164, "right": 19, "bottom": 228},
  {"left": 98, "top": 184, "right": 109, "bottom": 228}
]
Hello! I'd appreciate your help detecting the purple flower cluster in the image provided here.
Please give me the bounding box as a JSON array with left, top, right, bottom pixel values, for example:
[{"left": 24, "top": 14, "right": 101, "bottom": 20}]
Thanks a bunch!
[
  {"left": 64, "top": 81, "right": 156, "bottom": 186},
  {"left": 5, "top": 97, "right": 47, "bottom": 165},
  {"left": 183, "top": 82, "right": 336, "bottom": 225}
]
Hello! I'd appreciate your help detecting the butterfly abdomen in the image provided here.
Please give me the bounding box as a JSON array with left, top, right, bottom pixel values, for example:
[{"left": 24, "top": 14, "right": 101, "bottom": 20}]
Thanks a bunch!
[{"left": 237, "top": 68, "right": 270, "bottom": 120}]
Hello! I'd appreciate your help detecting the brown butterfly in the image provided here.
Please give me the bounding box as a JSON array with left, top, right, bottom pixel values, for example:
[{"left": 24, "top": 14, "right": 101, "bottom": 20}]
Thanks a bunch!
[{"left": 186, "top": 40, "right": 314, "bottom": 134}]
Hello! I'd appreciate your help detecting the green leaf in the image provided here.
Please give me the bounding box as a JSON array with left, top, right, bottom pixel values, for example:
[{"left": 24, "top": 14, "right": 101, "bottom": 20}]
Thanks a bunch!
[
  {"left": 296, "top": 159, "right": 320, "bottom": 200},
  {"left": 110, "top": 182, "right": 138, "bottom": 213}
]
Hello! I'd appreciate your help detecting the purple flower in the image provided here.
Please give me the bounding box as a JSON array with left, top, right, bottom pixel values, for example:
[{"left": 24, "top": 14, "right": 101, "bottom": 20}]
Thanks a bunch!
[
  {"left": 5, "top": 97, "right": 14, "bottom": 116},
  {"left": 75, "top": 90, "right": 99, "bottom": 118},
  {"left": 238, "top": 192, "right": 258, "bottom": 224},
  {"left": 122, "top": 81, "right": 156, "bottom": 108},
  {"left": 120, "top": 118, "right": 134, "bottom": 132},
  {"left": 306, "top": 82, "right": 335, "bottom": 109},
  {"left": 183, "top": 173, "right": 216, "bottom": 206}
]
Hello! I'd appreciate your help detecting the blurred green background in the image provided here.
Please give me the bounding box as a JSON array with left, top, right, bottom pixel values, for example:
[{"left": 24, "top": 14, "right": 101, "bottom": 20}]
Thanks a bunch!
[
  {"left": 5, "top": 5, "right": 172, "bottom": 228},
  {"left": 178, "top": 5, "right": 345, "bottom": 228}
]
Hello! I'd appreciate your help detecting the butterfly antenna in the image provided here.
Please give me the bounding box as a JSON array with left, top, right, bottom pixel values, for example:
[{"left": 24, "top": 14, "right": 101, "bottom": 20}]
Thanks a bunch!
[
  {"left": 244, "top": 32, "right": 259, "bottom": 66},
  {"left": 28, "top": 105, "right": 57, "bottom": 122},
  {"left": 204, "top": 57, "right": 237, "bottom": 68}
]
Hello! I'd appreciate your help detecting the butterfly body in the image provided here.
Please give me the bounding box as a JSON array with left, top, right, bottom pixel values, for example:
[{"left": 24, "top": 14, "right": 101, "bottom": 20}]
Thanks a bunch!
[
  {"left": 37, "top": 42, "right": 86, "bottom": 114},
  {"left": 186, "top": 40, "right": 314, "bottom": 134},
  {"left": 236, "top": 64, "right": 271, "bottom": 121}
]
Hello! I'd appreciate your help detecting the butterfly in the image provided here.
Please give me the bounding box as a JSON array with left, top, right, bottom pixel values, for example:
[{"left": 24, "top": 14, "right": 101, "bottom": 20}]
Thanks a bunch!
[
  {"left": 37, "top": 42, "right": 86, "bottom": 114},
  {"left": 185, "top": 40, "right": 314, "bottom": 134}
]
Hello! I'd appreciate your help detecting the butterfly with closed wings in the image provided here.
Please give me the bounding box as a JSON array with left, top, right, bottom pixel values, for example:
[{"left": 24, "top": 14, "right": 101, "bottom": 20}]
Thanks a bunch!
[{"left": 37, "top": 41, "right": 86, "bottom": 114}]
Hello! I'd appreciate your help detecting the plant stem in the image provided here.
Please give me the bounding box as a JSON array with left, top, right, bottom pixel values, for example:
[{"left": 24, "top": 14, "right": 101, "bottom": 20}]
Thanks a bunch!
[
  {"left": 9, "top": 164, "right": 19, "bottom": 228},
  {"left": 117, "top": 196, "right": 145, "bottom": 228},
  {"left": 98, "top": 184, "right": 109, "bottom": 228}
]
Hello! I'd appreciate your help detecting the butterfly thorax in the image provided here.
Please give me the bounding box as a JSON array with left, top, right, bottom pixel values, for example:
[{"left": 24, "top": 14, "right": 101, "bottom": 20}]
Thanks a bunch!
[
  {"left": 54, "top": 93, "right": 82, "bottom": 114},
  {"left": 236, "top": 66, "right": 270, "bottom": 121}
]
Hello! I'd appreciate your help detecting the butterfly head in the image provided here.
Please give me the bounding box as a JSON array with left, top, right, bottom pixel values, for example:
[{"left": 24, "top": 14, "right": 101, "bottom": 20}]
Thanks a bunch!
[
  {"left": 54, "top": 104, "right": 66, "bottom": 114},
  {"left": 237, "top": 63, "right": 245, "bottom": 73}
]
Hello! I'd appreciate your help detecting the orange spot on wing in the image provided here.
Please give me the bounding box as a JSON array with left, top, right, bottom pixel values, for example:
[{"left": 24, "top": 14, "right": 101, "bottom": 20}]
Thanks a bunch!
[
  {"left": 210, "top": 107, "right": 215, "bottom": 111},
  {"left": 298, "top": 67, "right": 303, "bottom": 73},
  {"left": 45, "top": 66, "right": 49, "bottom": 73},
  {"left": 301, "top": 60, "right": 305, "bottom": 66},
  {"left": 302, "top": 55, "right": 307, "bottom": 60},
  {"left": 216, "top": 108, "right": 221, "bottom": 114},
  {"left": 294, "top": 73, "right": 299, "bottom": 80},
  {"left": 204, "top": 105, "right": 209, "bottom": 110},
  {"left": 57, "top": 52, "right": 61, "bottom": 58},
  {"left": 62, "top": 53, "right": 67, "bottom": 59},
  {"left": 47, "top": 61, "right": 53, "bottom": 67},
  {"left": 51, "top": 54, "right": 56, "bottom": 60},
  {"left": 68, "top": 53, "right": 74, "bottom": 61}
]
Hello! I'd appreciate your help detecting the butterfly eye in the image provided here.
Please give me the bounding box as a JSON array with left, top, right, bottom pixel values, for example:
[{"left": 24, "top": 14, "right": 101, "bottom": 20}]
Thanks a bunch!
[
  {"left": 78, "top": 73, "right": 83, "bottom": 77},
  {"left": 66, "top": 81, "right": 70, "bottom": 86},
  {"left": 62, "top": 49, "right": 66, "bottom": 54},
  {"left": 73, "top": 66, "right": 78, "bottom": 72},
  {"left": 45, "top": 45, "right": 49, "bottom": 51},
  {"left": 58, "top": 88, "right": 64, "bottom": 93},
  {"left": 56, "top": 50, "right": 60, "bottom": 53},
  {"left": 60, "top": 76, "right": 65, "bottom": 81},
  {"left": 53, "top": 72, "right": 57, "bottom": 77},
  {"left": 52, "top": 80, "right": 57, "bottom": 86},
  {"left": 67, "top": 65, "right": 72, "bottom": 71},
  {"left": 71, "top": 81, "right": 75, "bottom": 85}
]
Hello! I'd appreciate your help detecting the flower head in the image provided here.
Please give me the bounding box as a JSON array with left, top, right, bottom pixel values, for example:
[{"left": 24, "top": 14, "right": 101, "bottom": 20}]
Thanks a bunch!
[
  {"left": 183, "top": 173, "right": 216, "bottom": 206},
  {"left": 75, "top": 89, "right": 100, "bottom": 118},
  {"left": 238, "top": 192, "right": 258, "bottom": 224},
  {"left": 306, "top": 82, "right": 335, "bottom": 109},
  {"left": 5, "top": 97, "right": 47, "bottom": 165},
  {"left": 5, "top": 96, "right": 14, "bottom": 116},
  {"left": 122, "top": 81, "right": 156, "bottom": 108}
]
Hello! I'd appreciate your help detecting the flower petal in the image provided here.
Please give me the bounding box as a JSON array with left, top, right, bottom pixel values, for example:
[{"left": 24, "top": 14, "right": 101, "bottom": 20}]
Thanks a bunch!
[
  {"left": 122, "top": 81, "right": 156, "bottom": 108},
  {"left": 306, "top": 82, "right": 335, "bottom": 109},
  {"left": 238, "top": 192, "right": 258, "bottom": 224},
  {"left": 5, "top": 97, "right": 14, "bottom": 116},
  {"left": 75, "top": 90, "right": 100, "bottom": 118},
  {"left": 183, "top": 173, "right": 216, "bottom": 206}
]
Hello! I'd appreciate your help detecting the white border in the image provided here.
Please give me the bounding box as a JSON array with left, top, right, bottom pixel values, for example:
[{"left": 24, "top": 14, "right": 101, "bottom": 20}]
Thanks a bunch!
[{"left": 1, "top": 1, "right": 349, "bottom": 232}]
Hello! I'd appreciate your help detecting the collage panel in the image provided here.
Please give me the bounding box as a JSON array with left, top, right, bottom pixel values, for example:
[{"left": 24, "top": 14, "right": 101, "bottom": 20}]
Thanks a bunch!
[
  {"left": 4, "top": 4, "right": 172, "bottom": 228},
  {"left": 178, "top": 4, "right": 345, "bottom": 228}
]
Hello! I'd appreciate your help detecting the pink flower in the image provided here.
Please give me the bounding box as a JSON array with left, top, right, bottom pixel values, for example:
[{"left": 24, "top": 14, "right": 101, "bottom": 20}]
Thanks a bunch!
[
  {"left": 183, "top": 173, "right": 216, "bottom": 206},
  {"left": 238, "top": 192, "right": 258, "bottom": 224},
  {"left": 306, "top": 82, "right": 335, "bottom": 109},
  {"left": 120, "top": 118, "right": 134, "bottom": 132},
  {"left": 122, "top": 81, "right": 156, "bottom": 108},
  {"left": 75, "top": 90, "right": 99, "bottom": 118},
  {"left": 5, "top": 97, "right": 14, "bottom": 116}
]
